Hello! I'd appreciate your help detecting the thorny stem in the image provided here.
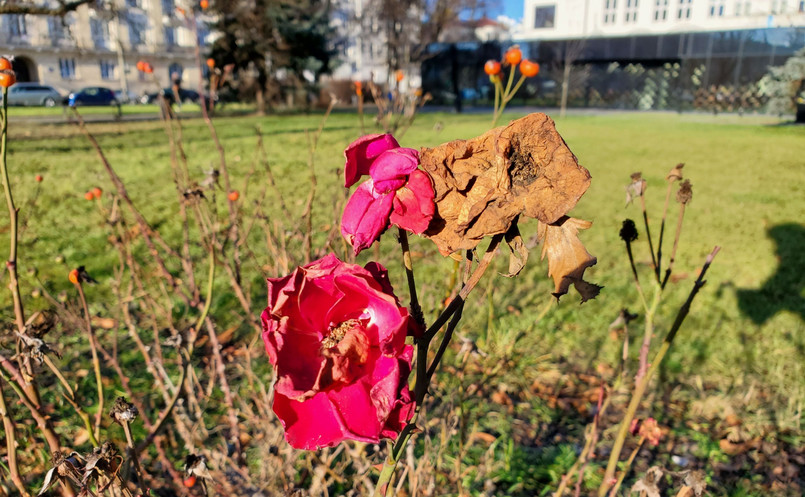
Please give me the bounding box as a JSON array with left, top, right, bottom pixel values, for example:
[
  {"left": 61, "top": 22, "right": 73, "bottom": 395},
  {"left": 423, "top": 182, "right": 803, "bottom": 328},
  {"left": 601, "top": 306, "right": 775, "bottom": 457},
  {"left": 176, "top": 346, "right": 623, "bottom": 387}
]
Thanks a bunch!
[
  {"left": 75, "top": 280, "right": 105, "bottom": 443},
  {"left": 636, "top": 284, "right": 662, "bottom": 382},
  {"left": 398, "top": 228, "right": 423, "bottom": 329},
  {"left": 121, "top": 420, "right": 148, "bottom": 497},
  {"left": 375, "top": 236, "right": 503, "bottom": 496},
  {"left": 1, "top": 86, "right": 24, "bottom": 334},
  {"left": 656, "top": 180, "right": 674, "bottom": 276},
  {"left": 639, "top": 195, "right": 659, "bottom": 282},
  {"left": 42, "top": 354, "right": 99, "bottom": 447},
  {"left": 599, "top": 247, "right": 720, "bottom": 496},
  {"left": 0, "top": 377, "right": 30, "bottom": 497},
  {"left": 607, "top": 437, "right": 646, "bottom": 497},
  {"left": 624, "top": 239, "right": 649, "bottom": 314},
  {"left": 661, "top": 203, "right": 687, "bottom": 289},
  {"left": 492, "top": 77, "right": 501, "bottom": 125},
  {"left": 0, "top": 359, "right": 61, "bottom": 452}
]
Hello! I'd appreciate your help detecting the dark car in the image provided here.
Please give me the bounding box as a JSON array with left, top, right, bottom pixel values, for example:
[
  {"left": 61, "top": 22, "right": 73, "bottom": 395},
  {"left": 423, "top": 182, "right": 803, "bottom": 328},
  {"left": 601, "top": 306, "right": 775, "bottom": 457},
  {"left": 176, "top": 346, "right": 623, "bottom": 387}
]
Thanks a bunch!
[
  {"left": 65, "top": 87, "right": 119, "bottom": 107},
  {"left": 2, "top": 82, "right": 62, "bottom": 107},
  {"left": 140, "top": 87, "right": 201, "bottom": 105}
]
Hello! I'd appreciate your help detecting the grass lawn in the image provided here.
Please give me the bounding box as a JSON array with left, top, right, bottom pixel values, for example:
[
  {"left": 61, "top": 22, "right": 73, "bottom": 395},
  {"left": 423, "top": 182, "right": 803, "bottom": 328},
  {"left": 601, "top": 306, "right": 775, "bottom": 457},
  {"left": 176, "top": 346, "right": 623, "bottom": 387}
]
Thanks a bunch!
[{"left": 2, "top": 109, "right": 803, "bottom": 495}]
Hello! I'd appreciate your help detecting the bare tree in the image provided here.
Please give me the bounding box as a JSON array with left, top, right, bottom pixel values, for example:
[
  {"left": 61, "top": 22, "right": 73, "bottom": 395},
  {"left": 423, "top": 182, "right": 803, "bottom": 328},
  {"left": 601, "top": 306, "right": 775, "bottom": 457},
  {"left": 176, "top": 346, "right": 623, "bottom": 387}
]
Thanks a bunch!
[{"left": 559, "top": 39, "right": 586, "bottom": 118}]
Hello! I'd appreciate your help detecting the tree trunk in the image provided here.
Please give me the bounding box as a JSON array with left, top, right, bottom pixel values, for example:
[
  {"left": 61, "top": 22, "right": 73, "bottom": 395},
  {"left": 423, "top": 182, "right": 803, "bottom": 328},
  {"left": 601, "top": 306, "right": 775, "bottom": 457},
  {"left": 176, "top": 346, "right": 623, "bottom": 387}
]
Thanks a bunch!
[
  {"left": 256, "top": 85, "right": 266, "bottom": 116},
  {"left": 560, "top": 62, "right": 571, "bottom": 118}
]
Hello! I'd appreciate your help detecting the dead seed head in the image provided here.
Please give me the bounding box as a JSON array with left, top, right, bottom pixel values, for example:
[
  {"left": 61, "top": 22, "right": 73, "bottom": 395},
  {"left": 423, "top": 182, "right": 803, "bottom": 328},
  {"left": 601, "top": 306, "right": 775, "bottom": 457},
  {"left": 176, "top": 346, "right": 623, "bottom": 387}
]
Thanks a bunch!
[
  {"left": 677, "top": 179, "right": 693, "bottom": 204},
  {"left": 110, "top": 396, "right": 138, "bottom": 424},
  {"left": 666, "top": 163, "right": 684, "bottom": 182},
  {"left": 619, "top": 219, "right": 638, "bottom": 243}
]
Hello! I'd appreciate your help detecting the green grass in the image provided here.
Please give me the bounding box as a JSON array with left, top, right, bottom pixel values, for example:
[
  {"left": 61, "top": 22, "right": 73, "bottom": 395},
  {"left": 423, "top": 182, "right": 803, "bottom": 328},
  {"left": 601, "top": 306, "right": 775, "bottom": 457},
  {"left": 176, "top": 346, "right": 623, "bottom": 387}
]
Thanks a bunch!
[{"left": 2, "top": 110, "right": 803, "bottom": 495}]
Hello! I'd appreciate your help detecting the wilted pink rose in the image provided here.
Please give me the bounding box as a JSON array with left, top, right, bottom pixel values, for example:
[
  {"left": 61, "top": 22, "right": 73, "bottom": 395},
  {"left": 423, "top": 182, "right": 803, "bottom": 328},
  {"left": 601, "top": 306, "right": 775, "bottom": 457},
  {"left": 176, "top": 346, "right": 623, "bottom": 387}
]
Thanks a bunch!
[
  {"left": 261, "top": 254, "right": 416, "bottom": 449},
  {"left": 341, "top": 134, "right": 435, "bottom": 255}
]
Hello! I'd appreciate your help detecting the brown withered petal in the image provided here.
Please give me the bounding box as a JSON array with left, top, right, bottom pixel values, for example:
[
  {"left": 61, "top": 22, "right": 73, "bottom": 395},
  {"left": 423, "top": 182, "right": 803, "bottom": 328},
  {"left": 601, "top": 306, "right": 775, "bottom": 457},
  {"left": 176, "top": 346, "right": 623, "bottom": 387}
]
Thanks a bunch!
[
  {"left": 109, "top": 396, "right": 138, "bottom": 424},
  {"left": 419, "top": 113, "right": 591, "bottom": 255},
  {"left": 537, "top": 216, "right": 601, "bottom": 302},
  {"left": 625, "top": 172, "right": 647, "bottom": 205},
  {"left": 666, "top": 163, "right": 684, "bottom": 182},
  {"left": 677, "top": 179, "right": 693, "bottom": 204}
]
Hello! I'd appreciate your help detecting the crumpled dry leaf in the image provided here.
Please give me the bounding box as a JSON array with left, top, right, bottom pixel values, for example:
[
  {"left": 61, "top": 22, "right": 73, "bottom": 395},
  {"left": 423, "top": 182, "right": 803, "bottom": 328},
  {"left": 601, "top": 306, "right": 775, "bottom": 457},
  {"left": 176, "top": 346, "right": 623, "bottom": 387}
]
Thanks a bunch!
[
  {"left": 420, "top": 113, "right": 591, "bottom": 255},
  {"left": 631, "top": 466, "right": 663, "bottom": 497},
  {"left": 684, "top": 470, "right": 707, "bottom": 497},
  {"left": 504, "top": 220, "right": 528, "bottom": 277},
  {"left": 625, "top": 172, "right": 647, "bottom": 205},
  {"left": 537, "top": 216, "right": 601, "bottom": 301}
]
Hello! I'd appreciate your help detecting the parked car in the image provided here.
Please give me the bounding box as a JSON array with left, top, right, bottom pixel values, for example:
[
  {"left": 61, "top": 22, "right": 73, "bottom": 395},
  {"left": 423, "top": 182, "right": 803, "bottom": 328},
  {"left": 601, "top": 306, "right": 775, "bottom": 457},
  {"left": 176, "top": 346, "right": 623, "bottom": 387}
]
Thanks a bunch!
[
  {"left": 140, "top": 87, "right": 201, "bottom": 105},
  {"left": 114, "top": 89, "right": 140, "bottom": 104},
  {"left": 1, "top": 82, "right": 62, "bottom": 107},
  {"left": 64, "top": 87, "right": 119, "bottom": 107}
]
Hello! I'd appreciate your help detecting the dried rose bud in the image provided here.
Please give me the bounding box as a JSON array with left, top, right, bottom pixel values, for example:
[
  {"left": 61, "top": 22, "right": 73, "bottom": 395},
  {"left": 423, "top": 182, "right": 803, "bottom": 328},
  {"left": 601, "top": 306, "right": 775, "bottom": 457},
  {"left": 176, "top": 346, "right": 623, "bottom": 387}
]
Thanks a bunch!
[
  {"left": 619, "top": 219, "right": 638, "bottom": 243},
  {"left": 677, "top": 179, "right": 692, "bottom": 204},
  {"left": 109, "top": 396, "right": 138, "bottom": 424},
  {"left": 625, "top": 172, "right": 647, "bottom": 205}
]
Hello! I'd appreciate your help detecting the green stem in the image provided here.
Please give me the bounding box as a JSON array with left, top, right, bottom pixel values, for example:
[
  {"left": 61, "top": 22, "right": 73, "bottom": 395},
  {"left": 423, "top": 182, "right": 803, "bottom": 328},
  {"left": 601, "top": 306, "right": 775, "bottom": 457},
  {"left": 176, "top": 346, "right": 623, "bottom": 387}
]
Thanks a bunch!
[{"left": 599, "top": 247, "right": 719, "bottom": 496}]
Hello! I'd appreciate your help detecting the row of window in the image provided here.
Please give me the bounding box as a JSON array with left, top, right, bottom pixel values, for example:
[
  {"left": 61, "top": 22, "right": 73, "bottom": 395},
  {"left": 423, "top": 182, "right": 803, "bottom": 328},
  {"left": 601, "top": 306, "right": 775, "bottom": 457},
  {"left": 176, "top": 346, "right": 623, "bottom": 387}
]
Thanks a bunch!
[
  {"left": 57, "top": 59, "right": 184, "bottom": 81},
  {"left": 536, "top": 0, "right": 805, "bottom": 29}
]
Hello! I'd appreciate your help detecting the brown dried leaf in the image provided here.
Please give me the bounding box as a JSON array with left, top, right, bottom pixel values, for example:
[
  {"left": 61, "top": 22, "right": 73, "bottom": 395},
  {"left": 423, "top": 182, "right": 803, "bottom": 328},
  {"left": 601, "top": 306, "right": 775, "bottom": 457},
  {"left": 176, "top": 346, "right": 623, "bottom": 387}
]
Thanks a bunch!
[
  {"left": 625, "top": 172, "right": 647, "bottom": 205},
  {"left": 504, "top": 221, "right": 529, "bottom": 277},
  {"left": 684, "top": 470, "right": 707, "bottom": 497},
  {"left": 537, "top": 216, "right": 601, "bottom": 301},
  {"left": 420, "top": 113, "right": 591, "bottom": 255},
  {"left": 630, "top": 466, "right": 663, "bottom": 497}
]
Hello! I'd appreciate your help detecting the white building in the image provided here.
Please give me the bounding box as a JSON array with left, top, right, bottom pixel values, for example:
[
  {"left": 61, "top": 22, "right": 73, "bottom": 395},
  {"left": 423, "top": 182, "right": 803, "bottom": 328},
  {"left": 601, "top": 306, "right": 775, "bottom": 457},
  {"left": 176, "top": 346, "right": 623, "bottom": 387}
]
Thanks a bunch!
[
  {"left": 0, "top": 0, "right": 214, "bottom": 99},
  {"left": 329, "top": 0, "right": 421, "bottom": 88},
  {"left": 520, "top": 0, "right": 805, "bottom": 40}
]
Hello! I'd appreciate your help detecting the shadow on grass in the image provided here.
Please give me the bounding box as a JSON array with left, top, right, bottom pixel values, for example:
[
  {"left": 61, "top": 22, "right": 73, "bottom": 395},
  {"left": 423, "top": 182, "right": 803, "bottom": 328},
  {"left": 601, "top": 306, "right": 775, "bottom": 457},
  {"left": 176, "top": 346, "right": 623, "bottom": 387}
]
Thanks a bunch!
[{"left": 736, "top": 223, "right": 805, "bottom": 325}]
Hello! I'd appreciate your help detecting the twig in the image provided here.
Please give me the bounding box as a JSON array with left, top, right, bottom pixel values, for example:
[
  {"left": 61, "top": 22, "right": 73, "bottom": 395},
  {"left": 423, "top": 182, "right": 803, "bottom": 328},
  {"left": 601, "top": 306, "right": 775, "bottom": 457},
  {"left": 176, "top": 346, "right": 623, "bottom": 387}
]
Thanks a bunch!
[{"left": 74, "top": 279, "right": 104, "bottom": 443}]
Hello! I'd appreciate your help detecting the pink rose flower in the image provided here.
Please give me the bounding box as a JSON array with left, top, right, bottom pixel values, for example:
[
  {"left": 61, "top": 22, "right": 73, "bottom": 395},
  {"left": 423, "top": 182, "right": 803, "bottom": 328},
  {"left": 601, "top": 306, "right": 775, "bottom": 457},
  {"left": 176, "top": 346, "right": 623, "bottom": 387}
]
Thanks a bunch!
[
  {"left": 261, "top": 254, "right": 416, "bottom": 449},
  {"left": 341, "top": 134, "right": 435, "bottom": 255}
]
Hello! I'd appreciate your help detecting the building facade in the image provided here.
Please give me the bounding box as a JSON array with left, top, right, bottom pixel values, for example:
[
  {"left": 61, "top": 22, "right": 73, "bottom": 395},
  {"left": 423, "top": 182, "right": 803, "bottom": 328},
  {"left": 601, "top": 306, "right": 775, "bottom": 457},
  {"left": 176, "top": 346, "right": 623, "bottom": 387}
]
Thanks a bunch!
[
  {"left": 516, "top": 0, "right": 805, "bottom": 111},
  {"left": 0, "top": 0, "right": 214, "bottom": 99}
]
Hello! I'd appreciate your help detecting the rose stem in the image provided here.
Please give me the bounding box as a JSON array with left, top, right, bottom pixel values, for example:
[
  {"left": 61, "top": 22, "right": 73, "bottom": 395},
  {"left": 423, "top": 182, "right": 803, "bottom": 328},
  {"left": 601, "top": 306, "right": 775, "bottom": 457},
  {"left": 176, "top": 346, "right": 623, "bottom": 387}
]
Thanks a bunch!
[
  {"left": 639, "top": 193, "right": 659, "bottom": 282},
  {"left": 74, "top": 279, "right": 105, "bottom": 442},
  {"left": 607, "top": 437, "right": 646, "bottom": 497},
  {"left": 41, "top": 355, "right": 98, "bottom": 447},
  {"left": 661, "top": 202, "right": 687, "bottom": 290},
  {"left": 121, "top": 419, "right": 148, "bottom": 496},
  {"left": 599, "top": 247, "right": 720, "bottom": 496},
  {"left": 656, "top": 179, "right": 675, "bottom": 279},
  {"left": 397, "top": 228, "right": 423, "bottom": 329},
  {"left": 0, "top": 378, "right": 30, "bottom": 497}
]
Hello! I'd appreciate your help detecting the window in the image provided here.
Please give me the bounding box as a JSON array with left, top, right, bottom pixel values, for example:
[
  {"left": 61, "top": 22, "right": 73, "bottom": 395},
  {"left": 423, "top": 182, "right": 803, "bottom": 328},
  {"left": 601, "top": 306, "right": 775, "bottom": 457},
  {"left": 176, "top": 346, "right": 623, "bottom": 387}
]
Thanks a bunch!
[
  {"left": 709, "top": 0, "right": 725, "bottom": 16},
  {"left": 90, "top": 18, "right": 109, "bottom": 48},
  {"left": 7, "top": 15, "right": 28, "bottom": 37},
  {"left": 169, "top": 62, "right": 183, "bottom": 81},
  {"left": 59, "top": 58, "right": 76, "bottom": 79},
  {"left": 604, "top": 0, "right": 618, "bottom": 23},
  {"left": 625, "top": 0, "right": 639, "bottom": 22},
  {"left": 99, "top": 60, "right": 115, "bottom": 80},
  {"left": 48, "top": 16, "right": 66, "bottom": 40},
  {"left": 164, "top": 26, "right": 176, "bottom": 46},
  {"left": 126, "top": 0, "right": 139, "bottom": 7},
  {"left": 677, "top": 0, "right": 692, "bottom": 19},
  {"left": 162, "top": 0, "right": 175, "bottom": 14},
  {"left": 654, "top": 0, "right": 669, "bottom": 20},
  {"left": 129, "top": 19, "right": 145, "bottom": 46},
  {"left": 534, "top": 5, "right": 556, "bottom": 28},
  {"left": 799, "top": 1, "right": 804, "bottom": 13},
  {"left": 197, "top": 23, "right": 210, "bottom": 46}
]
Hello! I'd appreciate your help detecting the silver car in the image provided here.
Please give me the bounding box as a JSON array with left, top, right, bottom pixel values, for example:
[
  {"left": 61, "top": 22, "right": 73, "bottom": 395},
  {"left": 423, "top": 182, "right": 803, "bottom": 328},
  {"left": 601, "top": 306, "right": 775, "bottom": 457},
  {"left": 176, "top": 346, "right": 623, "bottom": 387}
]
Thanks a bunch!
[{"left": 3, "top": 82, "right": 62, "bottom": 107}]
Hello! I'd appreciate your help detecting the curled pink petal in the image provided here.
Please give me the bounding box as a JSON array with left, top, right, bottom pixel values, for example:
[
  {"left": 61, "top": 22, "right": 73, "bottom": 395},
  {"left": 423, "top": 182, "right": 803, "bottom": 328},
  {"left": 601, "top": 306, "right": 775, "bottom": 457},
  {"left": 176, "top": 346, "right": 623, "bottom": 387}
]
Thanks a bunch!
[
  {"left": 341, "top": 180, "right": 394, "bottom": 255},
  {"left": 369, "top": 148, "right": 420, "bottom": 193},
  {"left": 390, "top": 170, "right": 435, "bottom": 234},
  {"left": 344, "top": 134, "right": 400, "bottom": 188}
]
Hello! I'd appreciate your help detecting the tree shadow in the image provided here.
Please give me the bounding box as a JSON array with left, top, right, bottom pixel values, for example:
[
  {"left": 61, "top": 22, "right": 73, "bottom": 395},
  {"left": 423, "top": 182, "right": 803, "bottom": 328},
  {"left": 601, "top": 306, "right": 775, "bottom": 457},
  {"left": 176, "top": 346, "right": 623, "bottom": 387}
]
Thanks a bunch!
[{"left": 736, "top": 223, "right": 805, "bottom": 325}]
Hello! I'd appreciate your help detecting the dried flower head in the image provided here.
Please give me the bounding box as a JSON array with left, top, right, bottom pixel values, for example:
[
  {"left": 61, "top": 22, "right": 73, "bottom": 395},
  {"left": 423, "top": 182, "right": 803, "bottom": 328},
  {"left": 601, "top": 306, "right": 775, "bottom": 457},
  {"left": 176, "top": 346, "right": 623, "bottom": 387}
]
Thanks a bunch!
[
  {"left": 619, "top": 219, "right": 638, "bottom": 243},
  {"left": 419, "top": 113, "right": 591, "bottom": 255},
  {"left": 625, "top": 172, "right": 647, "bottom": 205},
  {"left": 109, "top": 396, "right": 138, "bottom": 424},
  {"left": 677, "top": 179, "right": 693, "bottom": 204},
  {"left": 666, "top": 163, "right": 684, "bottom": 182}
]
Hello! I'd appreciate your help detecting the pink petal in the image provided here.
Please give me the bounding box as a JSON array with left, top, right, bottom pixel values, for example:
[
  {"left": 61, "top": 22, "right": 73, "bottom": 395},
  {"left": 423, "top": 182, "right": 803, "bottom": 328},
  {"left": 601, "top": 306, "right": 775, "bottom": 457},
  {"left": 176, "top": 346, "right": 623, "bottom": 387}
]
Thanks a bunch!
[
  {"left": 344, "top": 134, "right": 400, "bottom": 188},
  {"left": 274, "top": 392, "right": 364, "bottom": 449},
  {"left": 369, "top": 148, "right": 420, "bottom": 194},
  {"left": 390, "top": 170, "right": 435, "bottom": 234},
  {"left": 341, "top": 180, "right": 394, "bottom": 255}
]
